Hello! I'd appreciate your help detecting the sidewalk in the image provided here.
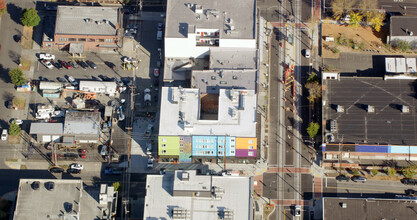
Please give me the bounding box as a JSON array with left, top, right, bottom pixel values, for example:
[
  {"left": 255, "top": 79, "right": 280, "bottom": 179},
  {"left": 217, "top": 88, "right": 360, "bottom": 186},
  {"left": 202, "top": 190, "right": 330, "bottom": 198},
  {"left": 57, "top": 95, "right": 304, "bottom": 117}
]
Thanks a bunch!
[{"left": 3, "top": 158, "right": 104, "bottom": 172}]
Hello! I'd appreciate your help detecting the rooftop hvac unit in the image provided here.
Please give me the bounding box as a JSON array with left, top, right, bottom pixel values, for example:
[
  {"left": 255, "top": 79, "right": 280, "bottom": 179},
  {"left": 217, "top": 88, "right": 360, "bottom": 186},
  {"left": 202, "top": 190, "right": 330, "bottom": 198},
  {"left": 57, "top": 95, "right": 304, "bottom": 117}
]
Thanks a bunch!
[
  {"left": 181, "top": 172, "right": 189, "bottom": 181},
  {"left": 330, "top": 120, "right": 337, "bottom": 133},
  {"left": 402, "top": 105, "right": 410, "bottom": 113},
  {"left": 367, "top": 105, "right": 375, "bottom": 113},
  {"left": 336, "top": 105, "right": 344, "bottom": 113},
  {"left": 340, "top": 202, "right": 347, "bottom": 208}
]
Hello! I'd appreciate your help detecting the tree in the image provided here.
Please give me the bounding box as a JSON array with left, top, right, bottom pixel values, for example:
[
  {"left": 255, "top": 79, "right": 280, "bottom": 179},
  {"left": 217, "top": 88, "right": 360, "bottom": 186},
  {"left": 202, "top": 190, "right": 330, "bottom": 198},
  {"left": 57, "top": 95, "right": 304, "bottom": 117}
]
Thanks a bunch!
[
  {"left": 112, "top": 182, "right": 121, "bottom": 192},
  {"left": 331, "top": 0, "right": 356, "bottom": 20},
  {"left": 358, "top": 0, "right": 378, "bottom": 17},
  {"left": 307, "top": 122, "right": 320, "bottom": 139},
  {"left": 369, "top": 12, "right": 385, "bottom": 32},
  {"left": 0, "top": 0, "right": 6, "bottom": 17},
  {"left": 307, "top": 72, "right": 319, "bottom": 83},
  {"left": 349, "top": 12, "right": 363, "bottom": 29},
  {"left": 20, "top": 8, "right": 40, "bottom": 27},
  {"left": 9, "top": 121, "right": 21, "bottom": 136},
  {"left": 402, "top": 166, "right": 417, "bottom": 179},
  {"left": 371, "top": 167, "right": 378, "bottom": 176},
  {"left": 305, "top": 81, "right": 322, "bottom": 103},
  {"left": 9, "top": 68, "right": 26, "bottom": 87}
]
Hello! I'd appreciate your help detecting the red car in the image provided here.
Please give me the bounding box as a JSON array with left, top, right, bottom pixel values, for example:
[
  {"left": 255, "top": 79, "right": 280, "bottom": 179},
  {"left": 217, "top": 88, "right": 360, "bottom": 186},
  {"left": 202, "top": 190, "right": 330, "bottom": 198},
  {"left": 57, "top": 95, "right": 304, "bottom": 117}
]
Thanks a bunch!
[
  {"left": 60, "top": 60, "right": 72, "bottom": 69},
  {"left": 153, "top": 68, "right": 159, "bottom": 77},
  {"left": 79, "top": 149, "right": 86, "bottom": 158}
]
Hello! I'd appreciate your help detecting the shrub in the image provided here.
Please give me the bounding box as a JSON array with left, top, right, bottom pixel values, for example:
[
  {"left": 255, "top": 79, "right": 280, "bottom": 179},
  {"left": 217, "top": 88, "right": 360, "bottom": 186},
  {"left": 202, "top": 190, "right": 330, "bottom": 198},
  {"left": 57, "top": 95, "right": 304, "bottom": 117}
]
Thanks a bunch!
[
  {"left": 112, "top": 182, "right": 122, "bottom": 192},
  {"left": 9, "top": 68, "right": 26, "bottom": 87},
  {"left": 332, "top": 47, "right": 340, "bottom": 54},
  {"left": 392, "top": 40, "right": 411, "bottom": 52},
  {"left": 9, "top": 122, "right": 21, "bottom": 136},
  {"left": 402, "top": 166, "right": 417, "bottom": 179},
  {"left": 352, "top": 169, "right": 360, "bottom": 176},
  {"left": 371, "top": 168, "right": 378, "bottom": 176}
]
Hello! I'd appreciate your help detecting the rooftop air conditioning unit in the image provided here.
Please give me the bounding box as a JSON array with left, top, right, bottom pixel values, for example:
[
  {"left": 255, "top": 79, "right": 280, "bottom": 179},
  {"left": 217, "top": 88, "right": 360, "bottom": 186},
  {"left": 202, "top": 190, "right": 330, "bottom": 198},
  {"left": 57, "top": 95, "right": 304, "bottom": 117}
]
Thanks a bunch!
[
  {"left": 341, "top": 202, "right": 347, "bottom": 208},
  {"left": 402, "top": 105, "right": 410, "bottom": 113},
  {"left": 367, "top": 105, "right": 375, "bottom": 113},
  {"left": 337, "top": 105, "right": 344, "bottom": 113}
]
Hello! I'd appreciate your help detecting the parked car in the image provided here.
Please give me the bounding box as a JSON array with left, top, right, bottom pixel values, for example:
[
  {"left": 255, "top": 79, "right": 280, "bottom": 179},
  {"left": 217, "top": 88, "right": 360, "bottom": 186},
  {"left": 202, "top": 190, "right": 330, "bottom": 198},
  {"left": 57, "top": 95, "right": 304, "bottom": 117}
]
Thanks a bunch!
[
  {"left": 79, "top": 149, "right": 86, "bottom": 158},
  {"left": 45, "top": 5, "right": 58, "bottom": 11},
  {"left": 153, "top": 79, "right": 159, "bottom": 87},
  {"left": 293, "top": 205, "right": 301, "bottom": 217},
  {"left": 77, "top": 60, "right": 89, "bottom": 69},
  {"left": 49, "top": 167, "right": 64, "bottom": 173},
  {"left": 9, "top": 119, "right": 23, "bottom": 125},
  {"left": 70, "top": 61, "right": 79, "bottom": 68},
  {"left": 41, "top": 60, "right": 54, "bottom": 69},
  {"left": 45, "top": 181, "right": 55, "bottom": 190},
  {"left": 123, "top": 56, "right": 137, "bottom": 64},
  {"left": 67, "top": 76, "right": 78, "bottom": 86},
  {"left": 147, "top": 158, "right": 154, "bottom": 168},
  {"left": 105, "top": 61, "right": 116, "bottom": 69},
  {"left": 352, "top": 176, "right": 367, "bottom": 183},
  {"left": 157, "top": 22, "right": 163, "bottom": 31},
  {"left": 100, "top": 145, "right": 108, "bottom": 156},
  {"left": 336, "top": 175, "right": 350, "bottom": 182},
  {"left": 86, "top": 60, "right": 97, "bottom": 69},
  {"left": 98, "top": 75, "right": 111, "bottom": 81},
  {"left": 402, "top": 178, "right": 417, "bottom": 185},
  {"left": 126, "top": 24, "right": 138, "bottom": 29},
  {"left": 113, "top": 77, "right": 123, "bottom": 86},
  {"left": 39, "top": 53, "right": 55, "bottom": 60},
  {"left": 53, "top": 61, "right": 63, "bottom": 69},
  {"left": 1, "top": 129, "right": 8, "bottom": 141},
  {"left": 39, "top": 76, "right": 49, "bottom": 81},
  {"left": 153, "top": 68, "right": 160, "bottom": 77},
  {"left": 70, "top": 163, "right": 84, "bottom": 170},
  {"left": 104, "top": 167, "right": 123, "bottom": 175},
  {"left": 67, "top": 168, "right": 81, "bottom": 174},
  {"left": 92, "top": 76, "right": 103, "bottom": 81},
  {"left": 60, "top": 60, "right": 72, "bottom": 69},
  {"left": 13, "top": 35, "right": 21, "bottom": 43}
]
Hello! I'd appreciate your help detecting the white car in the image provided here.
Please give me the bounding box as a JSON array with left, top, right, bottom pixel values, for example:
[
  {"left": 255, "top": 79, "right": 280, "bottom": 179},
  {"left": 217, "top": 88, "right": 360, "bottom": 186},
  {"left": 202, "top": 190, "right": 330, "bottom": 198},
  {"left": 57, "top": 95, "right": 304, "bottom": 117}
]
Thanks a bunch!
[
  {"left": 147, "top": 158, "right": 154, "bottom": 168},
  {"left": 41, "top": 60, "right": 54, "bottom": 69},
  {"left": 1, "top": 129, "right": 8, "bottom": 141},
  {"left": 70, "top": 163, "right": 84, "bottom": 170},
  {"left": 10, "top": 119, "right": 23, "bottom": 125},
  {"left": 39, "top": 53, "right": 55, "bottom": 60},
  {"left": 67, "top": 76, "right": 78, "bottom": 86},
  {"left": 123, "top": 56, "right": 138, "bottom": 64},
  {"left": 293, "top": 205, "right": 301, "bottom": 216},
  {"left": 304, "top": 49, "right": 311, "bottom": 58}
]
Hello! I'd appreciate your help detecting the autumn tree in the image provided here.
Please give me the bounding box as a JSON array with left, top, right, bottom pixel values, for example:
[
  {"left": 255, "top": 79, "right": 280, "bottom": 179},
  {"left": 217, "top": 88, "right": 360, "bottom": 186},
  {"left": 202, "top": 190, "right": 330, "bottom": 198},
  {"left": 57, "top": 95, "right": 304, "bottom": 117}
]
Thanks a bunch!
[
  {"left": 0, "top": 0, "right": 6, "bottom": 17},
  {"left": 369, "top": 12, "right": 385, "bottom": 32},
  {"left": 331, "top": 0, "right": 356, "bottom": 20},
  {"left": 358, "top": 0, "right": 378, "bottom": 18},
  {"left": 305, "top": 81, "right": 322, "bottom": 103},
  {"left": 349, "top": 12, "right": 363, "bottom": 28}
]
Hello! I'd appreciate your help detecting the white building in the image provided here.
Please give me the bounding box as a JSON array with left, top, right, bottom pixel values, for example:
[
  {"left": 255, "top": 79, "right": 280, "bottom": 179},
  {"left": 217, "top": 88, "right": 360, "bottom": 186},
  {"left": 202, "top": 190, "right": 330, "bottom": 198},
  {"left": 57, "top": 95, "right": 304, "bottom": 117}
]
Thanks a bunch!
[
  {"left": 165, "top": 0, "right": 256, "bottom": 58},
  {"left": 79, "top": 81, "right": 117, "bottom": 96},
  {"left": 143, "top": 170, "right": 253, "bottom": 220},
  {"left": 159, "top": 87, "right": 257, "bottom": 137}
]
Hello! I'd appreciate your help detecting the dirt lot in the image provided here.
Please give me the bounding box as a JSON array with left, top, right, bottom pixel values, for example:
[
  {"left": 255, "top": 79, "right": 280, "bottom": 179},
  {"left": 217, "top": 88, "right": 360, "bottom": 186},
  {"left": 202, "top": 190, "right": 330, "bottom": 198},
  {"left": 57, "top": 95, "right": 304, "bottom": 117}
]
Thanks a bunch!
[
  {"left": 21, "top": 26, "right": 33, "bottom": 50},
  {"left": 322, "top": 24, "right": 390, "bottom": 58}
]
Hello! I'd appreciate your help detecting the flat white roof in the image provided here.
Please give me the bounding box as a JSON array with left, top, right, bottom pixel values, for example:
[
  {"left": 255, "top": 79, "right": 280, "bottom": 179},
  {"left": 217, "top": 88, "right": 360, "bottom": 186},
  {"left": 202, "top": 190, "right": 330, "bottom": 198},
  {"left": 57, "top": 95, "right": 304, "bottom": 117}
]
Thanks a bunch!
[
  {"left": 385, "top": 57, "right": 417, "bottom": 73},
  {"left": 165, "top": 0, "right": 255, "bottom": 39},
  {"left": 159, "top": 87, "right": 257, "bottom": 137},
  {"left": 209, "top": 47, "right": 257, "bottom": 69},
  {"left": 173, "top": 170, "right": 211, "bottom": 192},
  {"left": 386, "top": 58, "right": 396, "bottom": 73},
  {"left": 143, "top": 171, "right": 252, "bottom": 220}
]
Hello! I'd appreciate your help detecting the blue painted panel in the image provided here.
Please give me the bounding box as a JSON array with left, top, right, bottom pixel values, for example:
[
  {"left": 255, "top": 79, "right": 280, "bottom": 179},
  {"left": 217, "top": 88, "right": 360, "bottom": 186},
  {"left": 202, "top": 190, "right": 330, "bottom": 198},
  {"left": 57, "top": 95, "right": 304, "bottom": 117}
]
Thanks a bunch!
[
  {"left": 389, "top": 146, "right": 409, "bottom": 154},
  {"left": 410, "top": 146, "right": 417, "bottom": 154},
  {"left": 192, "top": 136, "right": 218, "bottom": 156},
  {"left": 356, "top": 145, "right": 388, "bottom": 153}
]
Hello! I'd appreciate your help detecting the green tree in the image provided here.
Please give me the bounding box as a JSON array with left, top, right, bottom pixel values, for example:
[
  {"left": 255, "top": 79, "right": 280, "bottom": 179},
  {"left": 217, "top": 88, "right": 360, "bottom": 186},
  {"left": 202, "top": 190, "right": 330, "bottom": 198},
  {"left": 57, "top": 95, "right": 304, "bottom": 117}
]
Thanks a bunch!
[
  {"left": 0, "top": 0, "right": 7, "bottom": 17},
  {"left": 112, "top": 182, "right": 121, "bottom": 192},
  {"left": 331, "top": 0, "right": 356, "bottom": 20},
  {"left": 305, "top": 81, "right": 322, "bottom": 103},
  {"left": 9, "top": 68, "right": 26, "bottom": 87},
  {"left": 307, "top": 122, "right": 320, "bottom": 139},
  {"left": 371, "top": 167, "right": 378, "bottom": 176},
  {"left": 352, "top": 169, "right": 360, "bottom": 176},
  {"left": 385, "top": 168, "right": 396, "bottom": 177},
  {"left": 349, "top": 12, "right": 363, "bottom": 29},
  {"left": 307, "top": 72, "right": 319, "bottom": 83},
  {"left": 9, "top": 121, "right": 21, "bottom": 136},
  {"left": 20, "top": 8, "right": 40, "bottom": 27},
  {"left": 402, "top": 166, "right": 417, "bottom": 179}
]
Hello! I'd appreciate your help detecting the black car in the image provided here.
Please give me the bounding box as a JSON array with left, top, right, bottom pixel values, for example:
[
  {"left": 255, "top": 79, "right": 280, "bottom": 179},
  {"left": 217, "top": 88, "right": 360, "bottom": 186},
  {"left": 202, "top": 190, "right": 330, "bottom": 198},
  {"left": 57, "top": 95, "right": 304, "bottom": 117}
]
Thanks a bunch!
[
  {"left": 402, "top": 178, "right": 417, "bottom": 185},
  {"left": 57, "top": 77, "right": 67, "bottom": 83},
  {"left": 49, "top": 167, "right": 64, "bottom": 173},
  {"left": 39, "top": 76, "right": 48, "bottom": 81},
  {"left": 53, "top": 61, "right": 63, "bottom": 69},
  {"left": 86, "top": 60, "right": 97, "bottom": 69},
  {"left": 98, "top": 75, "right": 111, "bottom": 81},
  {"left": 13, "top": 35, "right": 21, "bottom": 43},
  {"left": 105, "top": 61, "right": 116, "bottom": 69},
  {"left": 336, "top": 175, "right": 349, "bottom": 182},
  {"left": 67, "top": 168, "right": 81, "bottom": 174},
  {"left": 77, "top": 60, "right": 89, "bottom": 69},
  {"left": 153, "top": 79, "right": 159, "bottom": 87}
]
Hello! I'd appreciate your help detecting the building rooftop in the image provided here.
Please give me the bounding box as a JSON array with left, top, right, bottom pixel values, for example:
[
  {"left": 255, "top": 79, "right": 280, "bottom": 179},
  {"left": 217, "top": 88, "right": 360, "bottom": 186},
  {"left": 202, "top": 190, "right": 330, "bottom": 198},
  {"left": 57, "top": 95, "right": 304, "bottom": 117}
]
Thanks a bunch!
[
  {"left": 159, "top": 87, "right": 257, "bottom": 137},
  {"left": 163, "top": 57, "right": 209, "bottom": 82},
  {"left": 30, "top": 123, "right": 63, "bottom": 135},
  {"left": 209, "top": 47, "right": 258, "bottom": 69},
  {"left": 390, "top": 16, "right": 417, "bottom": 37},
  {"left": 323, "top": 197, "right": 417, "bottom": 220},
  {"left": 13, "top": 179, "right": 102, "bottom": 220},
  {"left": 165, "top": 0, "right": 255, "bottom": 39},
  {"left": 191, "top": 69, "right": 257, "bottom": 94},
  {"left": 55, "top": 6, "right": 120, "bottom": 36},
  {"left": 173, "top": 170, "right": 211, "bottom": 192},
  {"left": 323, "top": 78, "right": 417, "bottom": 145},
  {"left": 143, "top": 170, "right": 252, "bottom": 220},
  {"left": 385, "top": 57, "right": 417, "bottom": 73},
  {"left": 64, "top": 111, "right": 101, "bottom": 135}
]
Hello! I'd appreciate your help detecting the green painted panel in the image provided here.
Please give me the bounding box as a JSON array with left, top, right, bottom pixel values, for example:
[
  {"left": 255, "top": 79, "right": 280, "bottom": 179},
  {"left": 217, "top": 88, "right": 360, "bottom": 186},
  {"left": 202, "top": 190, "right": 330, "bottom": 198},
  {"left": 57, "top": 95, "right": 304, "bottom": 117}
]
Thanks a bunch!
[{"left": 158, "top": 136, "right": 180, "bottom": 156}]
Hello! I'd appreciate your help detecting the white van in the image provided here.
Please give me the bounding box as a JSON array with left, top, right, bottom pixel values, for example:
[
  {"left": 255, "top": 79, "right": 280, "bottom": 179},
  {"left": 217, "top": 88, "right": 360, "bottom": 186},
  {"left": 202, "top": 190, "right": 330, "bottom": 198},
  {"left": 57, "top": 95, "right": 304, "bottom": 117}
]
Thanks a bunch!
[{"left": 1, "top": 129, "right": 8, "bottom": 141}]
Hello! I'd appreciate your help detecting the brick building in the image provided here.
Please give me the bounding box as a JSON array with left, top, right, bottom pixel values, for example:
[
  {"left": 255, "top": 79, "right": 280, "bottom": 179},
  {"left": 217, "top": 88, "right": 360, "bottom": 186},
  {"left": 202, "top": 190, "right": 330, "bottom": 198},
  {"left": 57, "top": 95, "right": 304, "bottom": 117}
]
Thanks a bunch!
[{"left": 42, "top": 6, "right": 121, "bottom": 51}]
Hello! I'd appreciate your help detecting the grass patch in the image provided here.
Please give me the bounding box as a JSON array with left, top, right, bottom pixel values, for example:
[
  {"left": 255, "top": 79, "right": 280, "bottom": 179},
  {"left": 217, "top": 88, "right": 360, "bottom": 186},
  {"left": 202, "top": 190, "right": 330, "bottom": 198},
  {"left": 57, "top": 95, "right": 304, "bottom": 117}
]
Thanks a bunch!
[
  {"left": 22, "top": 26, "right": 33, "bottom": 49},
  {"left": 19, "top": 57, "right": 31, "bottom": 71},
  {"left": 5, "top": 159, "right": 18, "bottom": 162},
  {"left": 7, "top": 134, "right": 21, "bottom": 144}
]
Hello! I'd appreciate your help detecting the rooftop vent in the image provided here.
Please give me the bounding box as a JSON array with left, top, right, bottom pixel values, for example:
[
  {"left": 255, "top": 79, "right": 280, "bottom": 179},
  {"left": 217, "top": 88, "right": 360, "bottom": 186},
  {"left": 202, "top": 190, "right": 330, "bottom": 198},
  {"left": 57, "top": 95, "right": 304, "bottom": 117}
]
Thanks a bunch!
[
  {"left": 181, "top": 172, "right": 189, "bottom": 181},
  {"left": 96, "top": 20, "right": 103, "bottom": 25},
  {"left": 330, "top": 120, "right": 337, "bottom": 133},
  {"left": 402, "top": 105, "right": 410, "bottom": 113},
  {"left": 367, "top": 105, "right": 375, "bottom": 113},
  {"left": 194, "top": 4, "right": 203, "bottom": 14},
  {"left": 410, "top": 31, "right": 414, "bottom": 36},
  {"left": 337, "top": 105, "right": 344, "bottom": 113},
  {"left": 340, "top": 202, "right": 347, "bottom": 208},
  {"left": 84, "top": 18, "right": 93, "bottom": 23}
]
